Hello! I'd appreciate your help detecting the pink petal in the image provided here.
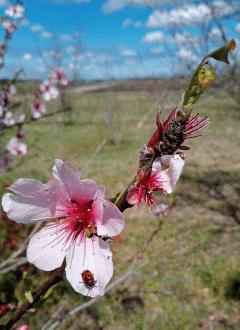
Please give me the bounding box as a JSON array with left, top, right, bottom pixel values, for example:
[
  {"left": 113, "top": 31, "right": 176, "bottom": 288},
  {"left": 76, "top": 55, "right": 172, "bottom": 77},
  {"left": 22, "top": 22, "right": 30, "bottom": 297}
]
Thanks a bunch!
[
  {"left": 97, "top": 200, "right": 124, "bottom": 237},
  {"left": 65, "top": 237, "right": 113, "bottom": 297},
  {"left": 52, "top": 159, "right": 99, "bottom": 202},
  {"left": 2, "top": 179, "right": 60, "bottom": 224},
  {"left": 27, "top": 223, "right": 66, "bottom": 271},
  {"left": 92, "top": 199, "right": 104, "bottom": 224},
  {"left": 126, "top": 186, "right": 142, "bottom": 205},
  {"left": 9, "top": 178, "right": 49, "bottom": 196}
]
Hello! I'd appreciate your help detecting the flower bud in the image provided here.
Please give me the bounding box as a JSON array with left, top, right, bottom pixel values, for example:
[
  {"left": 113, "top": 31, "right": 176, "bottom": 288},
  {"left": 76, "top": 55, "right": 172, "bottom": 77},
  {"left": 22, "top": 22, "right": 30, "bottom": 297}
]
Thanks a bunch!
[{"left": 0, "top": 304, "right": 10, "bottom": 317}]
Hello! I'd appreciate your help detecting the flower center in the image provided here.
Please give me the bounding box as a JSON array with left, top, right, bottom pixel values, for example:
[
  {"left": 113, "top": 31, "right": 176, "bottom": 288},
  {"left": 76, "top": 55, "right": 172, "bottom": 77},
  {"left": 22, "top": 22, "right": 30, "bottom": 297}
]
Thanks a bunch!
[{"left": 67, "top": 199, "right": 96, "bottom": 238}]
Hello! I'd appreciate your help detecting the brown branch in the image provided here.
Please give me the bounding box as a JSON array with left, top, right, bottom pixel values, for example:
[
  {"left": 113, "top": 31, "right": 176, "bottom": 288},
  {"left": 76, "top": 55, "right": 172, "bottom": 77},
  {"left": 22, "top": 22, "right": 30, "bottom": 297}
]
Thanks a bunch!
[{"left": 0, "top": 264, "right": 65, "bottom": 330}]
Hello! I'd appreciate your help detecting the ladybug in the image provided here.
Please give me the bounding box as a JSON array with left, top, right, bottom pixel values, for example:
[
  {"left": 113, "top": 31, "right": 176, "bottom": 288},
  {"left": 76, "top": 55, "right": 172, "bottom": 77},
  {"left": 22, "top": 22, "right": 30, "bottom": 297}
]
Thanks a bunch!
[{"left": 81, "top": 270, "right": 97, "bottom": 289}]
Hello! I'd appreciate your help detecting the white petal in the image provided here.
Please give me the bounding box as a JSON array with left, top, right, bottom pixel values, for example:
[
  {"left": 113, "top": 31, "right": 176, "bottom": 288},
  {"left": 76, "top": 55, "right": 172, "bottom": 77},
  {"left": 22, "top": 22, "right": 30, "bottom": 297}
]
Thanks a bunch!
[
  {"left": 27, "top": 223, "right": 66, "bottom": 271},
  {"left": 66, "top": 237, "right": 113, "bottom": 297},
  {"left": 97, "top": 200, "right": 124, "bottom": 237},
  {"left": 168, "top": 154, "right": 184, "bottom": 190}
]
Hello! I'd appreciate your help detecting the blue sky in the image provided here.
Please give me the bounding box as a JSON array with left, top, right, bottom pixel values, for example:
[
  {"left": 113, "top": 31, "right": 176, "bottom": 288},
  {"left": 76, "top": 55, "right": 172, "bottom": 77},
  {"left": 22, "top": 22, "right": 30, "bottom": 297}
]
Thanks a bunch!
[{"left": 0, "top": 0, "right": 239, "bottom": 80}]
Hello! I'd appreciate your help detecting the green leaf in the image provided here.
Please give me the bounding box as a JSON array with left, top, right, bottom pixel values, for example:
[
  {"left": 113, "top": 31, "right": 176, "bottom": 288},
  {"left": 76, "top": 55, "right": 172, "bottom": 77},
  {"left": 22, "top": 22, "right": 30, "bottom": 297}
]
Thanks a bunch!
[
  {"left": 182, "top": 39, "right": 236, "bottom": 109},
  {"left": 25, "top": 290, "right": 33, "bottom": 303},
  {"left": 207, "top": 39, "right": 236, "bottom": 64}
]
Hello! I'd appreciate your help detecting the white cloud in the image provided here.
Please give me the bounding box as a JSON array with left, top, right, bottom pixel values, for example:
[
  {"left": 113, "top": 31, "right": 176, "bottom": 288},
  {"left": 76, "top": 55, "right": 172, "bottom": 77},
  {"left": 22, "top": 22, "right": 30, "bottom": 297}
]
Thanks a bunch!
[
  {"left": 91, "top": 54, "right": 114, "bottom": 64},
  {"left": 208, "top": 28, "right": 223, "bottom": 40},
  {"left": 42, "top": 31, "right": 54, "bottom": 39},
  {"left": 119, "top": 45, "right": 137, "bottom": 57},
  {"left": 102, "top": 0, "right": 163, "bottom": 13},
  {"left": 23, "top": 53, "right": 32, "bottom": 61},
  {"left": 147, "top": 1, "right": 233, "bottom": 27},
  {"left": 60, "top": 34, "right": 72, "bottom": 41},
  {"left": 66, "top": 46, "right": 75, "bottom": 54},
  {"left": 53, "top": 0, "right": 90, "bottom": 4},
  {"left": 122, "top": 18, "right": 142, "bottom": 28},
  {"left": 150, "top": 46, "right": 163, "bottom": 55},
  {"left": 178, "top": 48, "right": 198, "bottom": 62},
  {"left": 20, "top": 19, "right": 30, "bottom": 27},
  {"left": 31, "top": 24, "right": 43, "bottom": 32},
  {"left": 173, "top": 33, "right": 198, "bottom": 45},
  {"left": 236, "top": 22, "right": 240, "bottom": 33},
  {"left": 142, "top": 31, "right": 164, "bottom": 43}
]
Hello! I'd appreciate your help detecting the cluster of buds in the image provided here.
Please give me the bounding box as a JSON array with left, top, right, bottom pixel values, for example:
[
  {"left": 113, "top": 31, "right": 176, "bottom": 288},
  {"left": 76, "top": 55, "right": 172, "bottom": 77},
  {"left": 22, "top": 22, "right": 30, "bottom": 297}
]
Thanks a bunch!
[{"left": 126, "top": 106, "right": 209, "bottom": 211}]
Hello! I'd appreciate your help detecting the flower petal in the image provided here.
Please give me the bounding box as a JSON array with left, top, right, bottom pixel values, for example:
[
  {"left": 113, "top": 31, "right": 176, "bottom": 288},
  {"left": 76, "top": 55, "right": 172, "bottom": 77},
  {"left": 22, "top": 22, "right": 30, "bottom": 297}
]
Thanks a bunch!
[
  {"left": 27, "top": 223, "right": 66, "bottom": 271},
  {"left": 52, "top": 159, "right": 99, "bottom": 202},
  {"left": 9, "top": 178, "right": 50, "bottom": 197},
  {"left": 97, "top": 200, "right": 124, "bottom": 236},
  {"left": 126, "top": 186, "right": 142, "bottom": 205},
  {"left": 168, "top": 154, "right": 184, "bottom": 191},
  {"left": 2, "top": 179, "right": 59, "bottom": 224},
  {"left": 66, "top": 237, "right": 113, "bottom": 297}
]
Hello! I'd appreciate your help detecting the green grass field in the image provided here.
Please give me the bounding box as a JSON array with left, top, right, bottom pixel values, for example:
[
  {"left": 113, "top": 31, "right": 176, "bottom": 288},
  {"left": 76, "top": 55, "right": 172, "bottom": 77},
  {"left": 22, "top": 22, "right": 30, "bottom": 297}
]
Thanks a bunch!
[{"left": 1, "top": 82, "right": 240, "bottom": 329}]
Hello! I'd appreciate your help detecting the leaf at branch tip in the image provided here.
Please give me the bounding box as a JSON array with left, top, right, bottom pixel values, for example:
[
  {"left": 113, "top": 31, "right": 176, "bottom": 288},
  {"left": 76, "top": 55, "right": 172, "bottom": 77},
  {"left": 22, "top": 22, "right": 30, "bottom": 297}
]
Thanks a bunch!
[
  {"left": 182, "top": 39, "right": 236, "bottom": 108},
  {"left": 207, "top": 39, "right": 236, "bottom": 64}
]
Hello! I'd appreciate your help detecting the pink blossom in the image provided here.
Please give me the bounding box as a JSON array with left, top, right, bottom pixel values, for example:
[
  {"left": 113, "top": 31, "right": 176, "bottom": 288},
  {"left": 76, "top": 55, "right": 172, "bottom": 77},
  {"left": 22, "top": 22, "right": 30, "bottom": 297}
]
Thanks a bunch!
[
  {"left": 15, "top": 325, "right": 29, "bottom": 330},
  {"left": 7, "top": 84, "right": 16, "bottom": 99},
  {"left": 17, "top": 114, "right": 26, "bottom": 124},
  {"left": 6, "top": 137, "right": 27, "bottom": 156},
  {"left": 50, "top": 68, "right": 68, "bottom": 86},
  {"left": 0, "top": 105, "right": 4, "bottom": 118},
  {"left": 0, "top": 155, "right": 13, "bottom": 170},
  {"left": 31, "top": 101, "right": 47, "bottom": 119},
  {"left": 2, "top": 20, "right": 17, "bottom": 34},
  {"left": 40, "top": 81, "right": 59, "bottom": 101},
  {"left": 2, "top": 160, "right": 124, "bottom": 297},
  {"left": 5, "top": 4, "right": 25, "bottom": 19},
  {"left": 127, "top": 154, "right": 184, "bottom": 207},
  {"left": 3, "top": 111, "right": 15, "bottom": 126},
  {"left": 151, "top": 203, "right": 169, "bottom": 219},
  {"left": 17, "top": 131, "right": 26, "bottom": 140}
]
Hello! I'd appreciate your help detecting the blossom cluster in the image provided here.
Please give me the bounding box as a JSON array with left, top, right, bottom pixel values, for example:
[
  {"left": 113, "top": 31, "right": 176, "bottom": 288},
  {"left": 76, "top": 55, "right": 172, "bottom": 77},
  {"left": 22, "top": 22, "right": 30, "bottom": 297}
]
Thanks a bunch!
[
  {"left": 0, "top": 68, "right": 68, "bottom": 170},
  {"left": 33, "top": 68, "right": 68, "bottom": 118}
]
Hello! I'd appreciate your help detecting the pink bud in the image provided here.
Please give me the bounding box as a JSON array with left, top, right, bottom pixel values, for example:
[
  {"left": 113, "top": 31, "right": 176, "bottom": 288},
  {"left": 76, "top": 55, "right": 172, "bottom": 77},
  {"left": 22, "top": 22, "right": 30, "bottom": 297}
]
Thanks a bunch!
[
  {"left": 15, "top": 325, "right": 29, "bottom": 330},
  {"left": 0, "top": 304, "right": 10, "bottom": 317}
]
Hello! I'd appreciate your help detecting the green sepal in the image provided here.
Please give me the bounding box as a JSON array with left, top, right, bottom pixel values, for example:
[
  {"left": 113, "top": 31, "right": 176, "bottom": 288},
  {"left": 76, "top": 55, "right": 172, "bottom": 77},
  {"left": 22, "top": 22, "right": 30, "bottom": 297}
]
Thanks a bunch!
[{"left": 109, "top": 192, "right": 120, "bottom": 204}]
